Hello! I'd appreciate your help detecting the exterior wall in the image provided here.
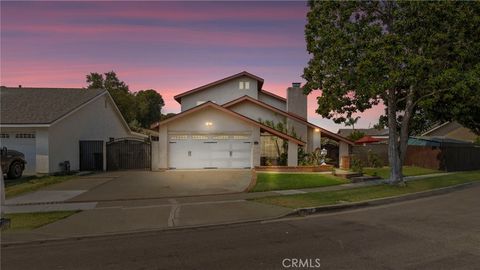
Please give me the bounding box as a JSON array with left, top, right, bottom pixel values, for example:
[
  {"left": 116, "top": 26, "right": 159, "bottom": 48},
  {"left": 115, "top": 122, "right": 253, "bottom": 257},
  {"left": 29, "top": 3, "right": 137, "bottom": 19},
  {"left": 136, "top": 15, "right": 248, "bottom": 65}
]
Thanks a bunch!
[
  {"left": 48, "top": 95, "right": 132, "bottom": 172},
  {"left": 159, "top": 107, "right": 260, "bottom": 169},
  {"left": 35, "top": 128, "right": 49, "bottom": 173},
  {"left": 228, "top": 102, "right": 286, "bottom": 124},
  {"left": 339, "top": 141, "right": 351, "bottom": 168},
  {"left": 180, "top": 76, "right": 258, "bottom": 111},
  {"left": 286, "top": 86, "right": 307, "bottom": 119},
  {"left": 287, "top": 141, "right": 298, "bottom": 166},
  {"left": 287, "top": 118, "right": 307, "bottom": 142},
  {"left": 306, "top": 127, "right": 321, "bottom": 153},
  {"left": 258, "top": 92, "right": 286, "bottom": 111}
]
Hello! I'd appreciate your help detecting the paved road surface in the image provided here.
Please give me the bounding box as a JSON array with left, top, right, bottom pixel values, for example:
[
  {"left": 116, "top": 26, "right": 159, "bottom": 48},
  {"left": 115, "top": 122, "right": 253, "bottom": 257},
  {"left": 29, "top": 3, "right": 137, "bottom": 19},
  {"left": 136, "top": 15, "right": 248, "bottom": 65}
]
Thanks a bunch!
[{"left": 3, "top": 185, "right": 479, "bottom": 270}]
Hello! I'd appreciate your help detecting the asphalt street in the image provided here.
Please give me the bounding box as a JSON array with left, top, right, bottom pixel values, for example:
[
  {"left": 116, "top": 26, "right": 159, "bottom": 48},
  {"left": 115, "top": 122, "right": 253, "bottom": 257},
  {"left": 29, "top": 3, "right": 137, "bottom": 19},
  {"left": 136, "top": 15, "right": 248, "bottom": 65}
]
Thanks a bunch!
[{"left": 2, "top": 185, "right": 479, "bottom": 270}]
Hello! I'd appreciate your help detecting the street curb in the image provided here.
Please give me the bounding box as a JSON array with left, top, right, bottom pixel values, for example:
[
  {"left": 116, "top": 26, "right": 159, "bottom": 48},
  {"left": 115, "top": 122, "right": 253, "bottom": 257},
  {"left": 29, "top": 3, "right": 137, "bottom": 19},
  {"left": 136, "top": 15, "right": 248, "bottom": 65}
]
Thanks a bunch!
[
  {"left": 289, "top": 181, "right": 480, "bottom": 217},
  {"left": 3, "top": 181, "right": 478, "bottom": 247},
  {"left": 1, "top": 211, "right": 290, "bottom": 247}
]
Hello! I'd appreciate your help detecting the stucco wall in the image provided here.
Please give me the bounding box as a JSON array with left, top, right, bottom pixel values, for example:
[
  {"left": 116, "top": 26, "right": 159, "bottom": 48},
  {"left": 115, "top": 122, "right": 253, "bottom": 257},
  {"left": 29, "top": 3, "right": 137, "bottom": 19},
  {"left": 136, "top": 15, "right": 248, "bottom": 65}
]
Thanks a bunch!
[
  {"left": 180, "top": 76, "right": 258, "bottom": 111},
  {"left": 48, "top": 95, "right": 132, "bottom": 172},
  {"left": 228, "top": 102, "right": 286, "bottom": 124},
  {"left": 258, "top": 92, "right": 286, "bottom": 111}
]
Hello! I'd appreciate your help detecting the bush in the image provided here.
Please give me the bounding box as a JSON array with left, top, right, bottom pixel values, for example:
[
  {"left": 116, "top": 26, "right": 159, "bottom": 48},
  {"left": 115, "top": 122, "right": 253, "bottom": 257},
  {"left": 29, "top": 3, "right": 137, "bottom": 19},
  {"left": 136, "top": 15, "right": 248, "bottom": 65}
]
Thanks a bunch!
[
  {"left": 350, "top": 156, "right": 364, "bottom": 173},
  {"left": 367, "top": 150, "right": 383, "bottom": 168},
  {"left": 347, "top": 131, "right": 366, "bottom": 141}
]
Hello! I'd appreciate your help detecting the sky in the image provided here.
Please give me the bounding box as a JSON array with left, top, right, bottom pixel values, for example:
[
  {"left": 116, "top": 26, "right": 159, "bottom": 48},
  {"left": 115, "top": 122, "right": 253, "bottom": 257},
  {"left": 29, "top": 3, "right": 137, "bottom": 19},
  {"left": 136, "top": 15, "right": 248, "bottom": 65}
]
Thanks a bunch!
[{"left": 1, "top": 1, "right": 382, "bottom": 132}]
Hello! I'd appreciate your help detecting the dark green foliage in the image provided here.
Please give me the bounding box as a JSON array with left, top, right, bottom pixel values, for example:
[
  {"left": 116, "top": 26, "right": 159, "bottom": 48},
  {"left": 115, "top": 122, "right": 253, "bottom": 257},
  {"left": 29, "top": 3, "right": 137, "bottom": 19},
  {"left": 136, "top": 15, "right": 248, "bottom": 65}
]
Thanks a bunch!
[
  {"left": 350, "top": 156, "right": 364, "bottom": 174},
  {"left": 347, "top": 131, "right": 366, "bottom": 141},
  {"left": 303, "top": 1, "right": 480, "bottom": 182},
  {"left": 367, "top": 150, "right": 383, "bottom": 168},
  {"left": 86, "top": 71, "right": 164, "bottom": 129}
]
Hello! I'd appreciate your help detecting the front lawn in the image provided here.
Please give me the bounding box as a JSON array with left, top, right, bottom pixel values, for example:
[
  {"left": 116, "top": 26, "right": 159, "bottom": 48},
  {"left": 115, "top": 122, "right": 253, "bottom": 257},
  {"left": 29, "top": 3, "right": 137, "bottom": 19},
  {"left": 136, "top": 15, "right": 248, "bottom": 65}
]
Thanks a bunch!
[
  {"left": 5, "top": 175, "right": 75, "bottom": 198},
  {"left": 252, "top": 171, "right": 480, "bottom": 208},
  {"left": 363, "top": 166, "right": 441, "bottom": 179},
  {"left": 251, "top": 172, "right": 348, "bottom": 192},
  {"left": 4, "top": 211, "right": 79, "bottom": 231}
]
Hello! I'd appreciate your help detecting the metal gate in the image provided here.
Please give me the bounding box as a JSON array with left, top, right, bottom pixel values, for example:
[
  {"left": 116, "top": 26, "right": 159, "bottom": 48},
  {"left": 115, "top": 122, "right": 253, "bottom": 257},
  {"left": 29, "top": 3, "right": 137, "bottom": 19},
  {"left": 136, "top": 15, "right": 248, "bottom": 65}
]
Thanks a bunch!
[
  {"left": 79, "top": 140, "right": 104, "bottom": 171},
  {"left": 106, "top": 138, "right": 151, "bottom": 170}
]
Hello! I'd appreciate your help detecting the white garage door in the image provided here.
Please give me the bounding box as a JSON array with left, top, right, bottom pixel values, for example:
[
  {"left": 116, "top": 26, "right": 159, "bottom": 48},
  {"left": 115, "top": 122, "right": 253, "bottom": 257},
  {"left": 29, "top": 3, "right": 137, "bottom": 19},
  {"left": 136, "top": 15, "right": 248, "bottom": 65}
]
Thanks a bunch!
[
  {"left": 168, "top": 134, "right": 251, "bottom": 169},
  {"left": 0, "top": 133, "right": 36, "bottom": 175}
]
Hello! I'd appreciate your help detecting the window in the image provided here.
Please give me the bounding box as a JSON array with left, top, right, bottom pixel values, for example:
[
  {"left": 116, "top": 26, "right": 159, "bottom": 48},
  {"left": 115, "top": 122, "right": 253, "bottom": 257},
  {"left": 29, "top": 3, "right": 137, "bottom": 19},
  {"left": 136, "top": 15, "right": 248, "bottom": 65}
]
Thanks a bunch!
[
  {"left": 192, "top": 135, "right": 208, "bottom": 140},
  {"left": 15, "top": 133, "right": 35, "bottom": 139},
  {"left": 212, "top": 135, "right": 230, "bottom": 140},
  {"left": 239, "top": 81, "right": 250, "bottom": 90},
  {"left": 233, "top": 135, "right": 249, "bottom": 140},
  {"left": 170, "top": 135, "right": 188, "bottom": 140},
  {"left": 0, "top": 134, "right": 9, "bottom": 138}
]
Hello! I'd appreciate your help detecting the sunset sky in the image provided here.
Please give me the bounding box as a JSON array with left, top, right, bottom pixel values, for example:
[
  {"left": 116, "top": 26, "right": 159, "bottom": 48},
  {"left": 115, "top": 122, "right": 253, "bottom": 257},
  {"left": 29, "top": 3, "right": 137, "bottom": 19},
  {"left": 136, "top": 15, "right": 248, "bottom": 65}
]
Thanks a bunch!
[{"left": 1, "top": 1, "right": 382, "bottom": 132}]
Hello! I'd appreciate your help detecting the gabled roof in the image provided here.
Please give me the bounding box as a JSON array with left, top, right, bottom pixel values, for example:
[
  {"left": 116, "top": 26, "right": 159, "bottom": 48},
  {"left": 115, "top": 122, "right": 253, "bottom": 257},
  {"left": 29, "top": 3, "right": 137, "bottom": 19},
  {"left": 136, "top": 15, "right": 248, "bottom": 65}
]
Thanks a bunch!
[
  {"left": 259, "top": 89, "right": 286, "bottom": 102},
  {"left": 223, "top": 95, "right": 354, "bottom": 145},
  {"left": 152, "top": 101, "right": 305, "bottom": 145},
  {"left": 0, "top": 87, "right": 106, "bottom": 125},
  {"left": 174, "top": 71, "right": 264, "bottom": 103}
]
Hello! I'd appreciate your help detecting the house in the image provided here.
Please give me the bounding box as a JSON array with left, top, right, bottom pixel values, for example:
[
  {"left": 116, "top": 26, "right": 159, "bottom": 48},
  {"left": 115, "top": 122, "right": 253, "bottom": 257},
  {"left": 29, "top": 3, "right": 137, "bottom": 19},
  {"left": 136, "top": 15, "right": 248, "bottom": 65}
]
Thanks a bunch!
[
  {"left": 0, "top": 87, "right": 145, "bottom": 175},
  {"left": 421, "top": 121, "right": 477, "bottom": 143},
  {"left": 337, "top": 128, "right": 389, "bottom": 142},
  {"left": 151, "top": 71, "right": 353, "bottom": 170}
]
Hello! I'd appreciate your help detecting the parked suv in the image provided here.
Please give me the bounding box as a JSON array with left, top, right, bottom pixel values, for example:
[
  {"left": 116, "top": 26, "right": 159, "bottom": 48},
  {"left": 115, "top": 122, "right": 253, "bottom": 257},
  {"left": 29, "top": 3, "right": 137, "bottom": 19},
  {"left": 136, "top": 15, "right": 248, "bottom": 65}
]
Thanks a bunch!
[{"left": 1, "top": 147, "right": 27, "bottom": 179}]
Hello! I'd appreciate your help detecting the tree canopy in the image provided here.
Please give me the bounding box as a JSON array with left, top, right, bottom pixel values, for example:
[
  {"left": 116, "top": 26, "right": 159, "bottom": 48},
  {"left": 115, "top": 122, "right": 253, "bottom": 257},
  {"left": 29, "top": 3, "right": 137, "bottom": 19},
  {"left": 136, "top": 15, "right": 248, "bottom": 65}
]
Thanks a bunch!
[
  {"left": 303, "top": 1, "right": 480, "bottom": 183},
  {"left": 86, "top": 71, "right": 166, "bottom": 130}
]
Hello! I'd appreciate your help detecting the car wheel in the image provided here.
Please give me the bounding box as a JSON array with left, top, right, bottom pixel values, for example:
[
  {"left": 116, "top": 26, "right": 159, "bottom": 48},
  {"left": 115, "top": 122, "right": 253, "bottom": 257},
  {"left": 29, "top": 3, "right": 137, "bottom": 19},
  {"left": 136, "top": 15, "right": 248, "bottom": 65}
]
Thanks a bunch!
[{"left": 8, "top": 161, "right": 23, "bottom": 179}]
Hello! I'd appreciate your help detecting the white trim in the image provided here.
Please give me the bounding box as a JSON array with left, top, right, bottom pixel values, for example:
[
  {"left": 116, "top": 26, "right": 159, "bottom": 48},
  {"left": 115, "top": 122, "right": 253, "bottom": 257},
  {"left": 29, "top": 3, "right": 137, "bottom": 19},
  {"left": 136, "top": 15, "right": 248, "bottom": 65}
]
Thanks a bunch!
[{"left": 422, "top": 122, "right": 450, "bottom": 136}]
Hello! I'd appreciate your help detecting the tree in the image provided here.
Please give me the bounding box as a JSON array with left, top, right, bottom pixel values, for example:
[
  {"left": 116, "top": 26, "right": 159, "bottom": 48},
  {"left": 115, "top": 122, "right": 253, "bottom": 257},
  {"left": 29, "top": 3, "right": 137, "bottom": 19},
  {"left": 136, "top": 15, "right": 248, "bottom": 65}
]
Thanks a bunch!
[
  {"left": 86, "top": 71, "right": 165, "bottom": 129},
  {"left": 86, "top": 71, "right": 136, "bottom": 124},
  {"left": 344, "top": 116, "right": 360, "bottom": 130},
  {"left": 303, "top": 1, "right": 480, "bottom": 185},
  {"left": 135, "top": 89, "right": 165, "bottom": 128}
]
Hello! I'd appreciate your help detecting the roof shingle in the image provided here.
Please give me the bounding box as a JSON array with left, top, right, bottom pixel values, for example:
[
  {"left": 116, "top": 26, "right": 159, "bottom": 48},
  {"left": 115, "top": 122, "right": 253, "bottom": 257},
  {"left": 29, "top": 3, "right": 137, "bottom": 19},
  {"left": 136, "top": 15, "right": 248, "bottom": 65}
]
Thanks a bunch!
[{"left": 0, "top": 87, "right": 106, "bottom": 124}]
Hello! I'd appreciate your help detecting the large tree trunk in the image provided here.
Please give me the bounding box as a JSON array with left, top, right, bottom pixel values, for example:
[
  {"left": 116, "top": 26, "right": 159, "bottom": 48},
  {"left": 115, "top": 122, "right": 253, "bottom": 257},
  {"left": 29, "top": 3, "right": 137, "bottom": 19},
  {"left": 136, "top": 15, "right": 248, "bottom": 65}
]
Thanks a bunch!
[{"left": 387, "top": 89, "right": 403, "bottom": 185}]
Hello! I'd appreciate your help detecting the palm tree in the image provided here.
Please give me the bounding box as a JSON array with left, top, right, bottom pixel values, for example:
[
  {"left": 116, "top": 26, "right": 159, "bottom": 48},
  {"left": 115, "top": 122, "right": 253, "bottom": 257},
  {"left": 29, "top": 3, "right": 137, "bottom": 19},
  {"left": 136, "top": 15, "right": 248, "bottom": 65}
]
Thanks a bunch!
[{"left": 345, "top": 116, "right": 361, "bottom": 131}]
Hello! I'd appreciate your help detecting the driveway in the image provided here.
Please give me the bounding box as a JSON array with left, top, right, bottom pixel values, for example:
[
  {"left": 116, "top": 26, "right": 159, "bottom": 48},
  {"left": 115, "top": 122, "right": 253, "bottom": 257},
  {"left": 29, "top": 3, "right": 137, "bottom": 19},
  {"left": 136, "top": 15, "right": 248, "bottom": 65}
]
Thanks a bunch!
[{"left": 68, "top": 169, "right": 252, "bottom": 202}]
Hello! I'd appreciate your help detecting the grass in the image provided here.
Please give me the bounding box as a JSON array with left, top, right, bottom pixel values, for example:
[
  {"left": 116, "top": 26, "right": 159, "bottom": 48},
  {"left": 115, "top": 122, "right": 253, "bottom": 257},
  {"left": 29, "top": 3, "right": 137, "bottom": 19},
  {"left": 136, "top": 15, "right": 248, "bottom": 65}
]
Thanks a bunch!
[
  {"left": 4, "top": 211, "right": 79, "bottom": 231},
  {"left": 252, "top": 171, "right": 480, "bottom": 208},
  {"left": 251, "top": 172, "right": 348, "bottom": 192},
  {"left": 5, "top": 174, "right": 75, "bottom": 198},
  {"left": 363, "top": 166, "right": 442, "bottom": 179}
]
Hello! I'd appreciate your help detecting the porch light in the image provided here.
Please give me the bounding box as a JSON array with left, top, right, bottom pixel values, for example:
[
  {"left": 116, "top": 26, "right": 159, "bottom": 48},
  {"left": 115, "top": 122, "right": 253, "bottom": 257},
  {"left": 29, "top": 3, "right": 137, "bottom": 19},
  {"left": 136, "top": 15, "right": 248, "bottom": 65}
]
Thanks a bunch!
[
  {"left": 314, "top": 128, "right": 320, "bottom": 132},
  {"left": 205, "top": 122, "right": 213, "bottom": 126}
]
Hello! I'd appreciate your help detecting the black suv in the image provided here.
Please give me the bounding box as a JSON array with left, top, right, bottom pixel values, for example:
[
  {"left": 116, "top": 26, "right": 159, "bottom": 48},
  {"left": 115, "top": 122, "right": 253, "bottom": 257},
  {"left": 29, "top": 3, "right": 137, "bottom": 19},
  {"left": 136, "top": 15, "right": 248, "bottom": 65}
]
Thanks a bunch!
[{"left": 1, "top": 147, "right": 27, "bottom": 179}]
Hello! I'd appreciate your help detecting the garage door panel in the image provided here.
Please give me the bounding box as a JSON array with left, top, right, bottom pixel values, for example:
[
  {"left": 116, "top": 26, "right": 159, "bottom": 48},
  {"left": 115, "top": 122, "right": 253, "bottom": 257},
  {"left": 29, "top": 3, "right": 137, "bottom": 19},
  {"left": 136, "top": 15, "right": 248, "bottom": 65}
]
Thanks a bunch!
[
  {"left": 168, "top": 134, "right": 252, "bottom": 169},
  {"left": 0, "top": 134, "right": 36, "bottom": 175}
]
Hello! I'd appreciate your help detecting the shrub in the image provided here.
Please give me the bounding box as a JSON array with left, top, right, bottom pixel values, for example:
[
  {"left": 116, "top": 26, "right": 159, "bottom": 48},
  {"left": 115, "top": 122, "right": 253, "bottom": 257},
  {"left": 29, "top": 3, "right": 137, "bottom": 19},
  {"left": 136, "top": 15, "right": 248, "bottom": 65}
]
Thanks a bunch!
[
  {"left": 347, "top": 131, "right": 366, "bottom": 141},
  {"left": 367, "top": 150, "right": 383, "bottom": 168},
  {"left": 350, "top": 156, "right": 364, "bottom": 173}
]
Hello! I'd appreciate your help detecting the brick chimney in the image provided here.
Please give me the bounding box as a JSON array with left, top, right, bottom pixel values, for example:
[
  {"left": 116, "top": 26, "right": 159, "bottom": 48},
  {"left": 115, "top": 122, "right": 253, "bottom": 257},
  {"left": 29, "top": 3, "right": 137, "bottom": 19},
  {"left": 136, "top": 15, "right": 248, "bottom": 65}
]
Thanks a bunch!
[{"left": 286, "top": 82, "right": 307, "bottom": 119}]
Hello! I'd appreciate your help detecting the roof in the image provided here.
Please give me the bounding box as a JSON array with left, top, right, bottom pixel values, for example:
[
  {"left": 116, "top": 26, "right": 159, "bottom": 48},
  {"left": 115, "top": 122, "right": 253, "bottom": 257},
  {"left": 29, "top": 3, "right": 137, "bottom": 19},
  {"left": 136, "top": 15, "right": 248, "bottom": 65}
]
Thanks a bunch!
[
  {"left": 408, "top": 136, "right": 476, "bottom": 147},
  {"left": 355, "top": 135, "right": 381, "bottom": 144},
  {"left": 259, "top": 89, "right": 286, "bottom": 102},
  {"left": 174, "top": 71, "right": 264, "bottom": 103},
  {"left": 223, "top": 95, "right": 354, "bottom": 145},
  {"left": 1, "top": 87, "right": 106, "bottom": 125},
  {"left": 338, "top": 128, "right": 389, "bottom": 137},
  {"left": 153, "top": 101, "right": 305, "bottom": 146}
]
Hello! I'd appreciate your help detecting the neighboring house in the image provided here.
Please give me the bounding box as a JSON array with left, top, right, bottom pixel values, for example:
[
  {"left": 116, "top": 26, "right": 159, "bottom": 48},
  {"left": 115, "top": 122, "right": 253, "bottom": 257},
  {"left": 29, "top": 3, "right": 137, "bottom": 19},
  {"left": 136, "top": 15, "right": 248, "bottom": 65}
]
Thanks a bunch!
[
  {"left": 421, "top": 121, "right": 477, "bottom": 143},
  {"left": 338, "top": 128, "right": 389, "bottom": 141},
  {"left": 152, "top": 71, "right": 353, "bottom": 169},
  {"left": 0, "top": 87, "right": 144, "bottom": 175}
]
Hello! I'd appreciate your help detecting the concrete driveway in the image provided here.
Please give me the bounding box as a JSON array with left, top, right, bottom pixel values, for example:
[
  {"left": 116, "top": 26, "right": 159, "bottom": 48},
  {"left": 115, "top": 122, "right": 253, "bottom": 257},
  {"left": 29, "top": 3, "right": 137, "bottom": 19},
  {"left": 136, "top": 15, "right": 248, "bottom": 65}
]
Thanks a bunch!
[{"left": 67, "top": 169, "right": 252, "bottom": 202}]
